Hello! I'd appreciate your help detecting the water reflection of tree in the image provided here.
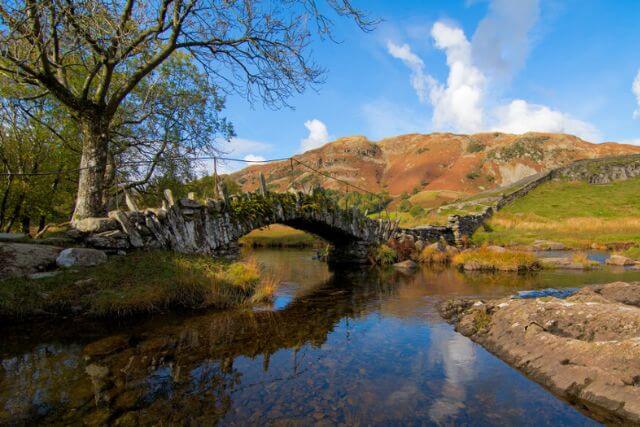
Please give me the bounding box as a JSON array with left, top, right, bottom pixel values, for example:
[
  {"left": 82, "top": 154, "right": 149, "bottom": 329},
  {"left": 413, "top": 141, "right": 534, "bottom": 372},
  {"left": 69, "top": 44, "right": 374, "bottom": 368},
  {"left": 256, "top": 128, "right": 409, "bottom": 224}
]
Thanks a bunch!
[{"left": 0, "top": 269, "right": 400, "bottom": 424}]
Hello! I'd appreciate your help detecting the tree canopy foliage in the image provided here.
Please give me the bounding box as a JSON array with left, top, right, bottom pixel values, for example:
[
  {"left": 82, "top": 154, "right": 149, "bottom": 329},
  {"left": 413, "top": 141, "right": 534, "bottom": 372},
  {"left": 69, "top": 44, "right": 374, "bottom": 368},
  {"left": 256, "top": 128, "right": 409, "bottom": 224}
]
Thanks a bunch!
[{"left": 0, "top": 0, "right": 373, "bottom": 220}]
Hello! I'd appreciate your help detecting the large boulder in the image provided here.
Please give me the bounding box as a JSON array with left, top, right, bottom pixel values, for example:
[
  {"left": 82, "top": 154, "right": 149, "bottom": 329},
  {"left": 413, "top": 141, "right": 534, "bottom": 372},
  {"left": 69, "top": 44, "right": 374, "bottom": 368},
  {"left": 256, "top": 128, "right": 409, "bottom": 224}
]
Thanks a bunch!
[
  {"left": 73, "top": 217, "right": 120, "bottom": 234},
  {"left": 532, "top": 240, "right": 565, "bottom": 250},
  {"left": 0, "top": 242, "right": 63, "bottom": 278},
  {"left": 441, "top": 282, "right": 640, "bottom": 424},
  {"left": 56, "top": 248, "right": 108, "bottom": 268},
  {"left": 605, "top": 254, "right": 635, "bottom": 266}
]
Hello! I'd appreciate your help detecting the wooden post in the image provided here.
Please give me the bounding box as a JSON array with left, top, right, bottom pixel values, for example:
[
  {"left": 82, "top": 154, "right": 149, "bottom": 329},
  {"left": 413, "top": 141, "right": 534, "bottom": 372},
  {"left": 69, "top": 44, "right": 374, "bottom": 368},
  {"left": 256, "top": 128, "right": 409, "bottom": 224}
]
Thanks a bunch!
[
  {"left": 218, "top": 181, "right": 229, "bottom": 205},
  {"left": 163, "top": 189, "right": 175, "bottom": 207},
  {"left": 258, "top": 172, "right": 268, "bottom": 196},
  {"left": 187, "top": 192, "right": 196, "bottom": 200},
  {"left": 213, "top": 157, "right": 220, "bottom": 199},
  {"left": 124, "top": 190, "right": 139, "bottom": 212},
  {"left": 289, "top": 158, "right": 294, "bottom": 190}
]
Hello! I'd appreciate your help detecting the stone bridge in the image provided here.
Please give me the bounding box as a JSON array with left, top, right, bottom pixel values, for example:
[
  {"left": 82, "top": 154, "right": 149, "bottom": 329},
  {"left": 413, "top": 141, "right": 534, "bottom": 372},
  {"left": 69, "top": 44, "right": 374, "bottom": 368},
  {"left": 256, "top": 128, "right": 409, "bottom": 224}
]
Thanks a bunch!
[{"left": 75, "top": 188, "right": 451, "bottom": 264}]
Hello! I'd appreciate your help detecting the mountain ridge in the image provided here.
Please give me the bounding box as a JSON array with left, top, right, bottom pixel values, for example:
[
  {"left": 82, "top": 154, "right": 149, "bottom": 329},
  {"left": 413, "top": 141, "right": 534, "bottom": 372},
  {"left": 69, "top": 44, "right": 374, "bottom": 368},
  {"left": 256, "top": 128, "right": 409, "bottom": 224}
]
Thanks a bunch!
[{"left": 230, "top": 132, "right": 640, "bottom": 205}]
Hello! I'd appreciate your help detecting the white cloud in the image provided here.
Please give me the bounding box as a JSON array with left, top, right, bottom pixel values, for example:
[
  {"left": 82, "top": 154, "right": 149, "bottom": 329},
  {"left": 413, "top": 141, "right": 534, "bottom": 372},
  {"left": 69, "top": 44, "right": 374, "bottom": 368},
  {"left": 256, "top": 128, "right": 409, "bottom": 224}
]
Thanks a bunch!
[
  {"left": 300, "top": 119, "right": 330, "bottom": 152},
  {"left": 428, "top": 22, "right": 485, "bottom": 133},
  {"left": 386, "top": 41, "right": 432, "bottom": 103},
  {"left": 472, "top": 0, "right": 540, "bottom": 82},
  {"left": 387, "top": 23, "right": 485, "bottom": 133},
  {"left": 242, "top": 154, "right": 266, "bottom": 163},
  {"left": 633, "top": 69, "right": 640, "bottom": 119},
  {"left": 493, "top": 100, "right": 601, "bottom": 142},
  {"left": 385, "top": 0, "right": 600, "bottom": 142}
]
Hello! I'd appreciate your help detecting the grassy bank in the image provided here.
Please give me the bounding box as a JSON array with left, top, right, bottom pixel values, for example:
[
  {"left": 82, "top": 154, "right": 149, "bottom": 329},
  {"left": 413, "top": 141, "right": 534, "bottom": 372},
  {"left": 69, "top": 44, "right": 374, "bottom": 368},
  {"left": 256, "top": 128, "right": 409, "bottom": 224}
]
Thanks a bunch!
[
  {"left": 474, "top": 178, "right": 640, "bottom": 248},
  {"left": 239, "top": 224, "right": 321, "bottom": 248},
  {"left": 452, "top": 247, "right": 540, "bottom": 271},
  {"left": 0, "top": 251, "right": 277, "bottom": 320}
]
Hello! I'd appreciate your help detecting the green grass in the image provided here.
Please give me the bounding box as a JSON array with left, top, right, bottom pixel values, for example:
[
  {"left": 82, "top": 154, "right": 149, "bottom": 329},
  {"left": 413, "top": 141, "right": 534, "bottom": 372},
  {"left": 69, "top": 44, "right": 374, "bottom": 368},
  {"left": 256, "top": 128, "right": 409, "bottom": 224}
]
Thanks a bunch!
[
  {"left": 474, "top": 178, "right": 640, "bottom": 248},
  {"left": 239, "top": 224, "right": 321, "bottom": 248},
  {"left": 623, "top": 246, "right": 640, "bottom": 260},
  {"left": 0, "top": 251, "right": 276, "bottom": 319}
]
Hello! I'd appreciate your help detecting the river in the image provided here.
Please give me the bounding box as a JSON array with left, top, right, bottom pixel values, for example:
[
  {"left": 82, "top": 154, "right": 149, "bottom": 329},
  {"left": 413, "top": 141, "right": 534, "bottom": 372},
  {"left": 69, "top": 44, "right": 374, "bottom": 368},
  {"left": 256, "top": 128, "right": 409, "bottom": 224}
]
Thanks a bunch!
[{"left": 2, "top": 248, "right": 640, "bottom": 425}]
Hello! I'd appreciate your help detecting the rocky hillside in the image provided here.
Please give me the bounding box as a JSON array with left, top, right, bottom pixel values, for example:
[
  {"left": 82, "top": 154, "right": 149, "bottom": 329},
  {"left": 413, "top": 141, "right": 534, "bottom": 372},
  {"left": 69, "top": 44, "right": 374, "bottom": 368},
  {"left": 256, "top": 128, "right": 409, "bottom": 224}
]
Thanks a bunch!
[{"left": 231, "top": 132, "right": 640, "bottom": 206}]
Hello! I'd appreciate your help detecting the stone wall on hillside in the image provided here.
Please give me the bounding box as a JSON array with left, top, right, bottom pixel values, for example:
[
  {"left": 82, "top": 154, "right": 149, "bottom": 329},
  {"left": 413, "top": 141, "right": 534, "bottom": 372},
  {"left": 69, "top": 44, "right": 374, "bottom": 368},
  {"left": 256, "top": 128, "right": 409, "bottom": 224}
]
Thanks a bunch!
[
  {"left": 439, "top": 153, "right": 640, "bottom": 243},
  {"left": 552, "top": 154, "right": 640, "bottom": 184}
]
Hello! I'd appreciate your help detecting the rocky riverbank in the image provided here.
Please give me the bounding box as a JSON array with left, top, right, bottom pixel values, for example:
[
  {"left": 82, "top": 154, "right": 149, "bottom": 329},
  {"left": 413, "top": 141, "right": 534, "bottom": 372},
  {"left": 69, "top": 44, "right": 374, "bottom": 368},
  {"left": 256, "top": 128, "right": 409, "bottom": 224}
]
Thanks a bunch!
[
  {"left": 439, "top": 281, "right": 640, "bottom": 424},
  {"left": 0, "top": 245, "right": 276, "bottom": 322}
]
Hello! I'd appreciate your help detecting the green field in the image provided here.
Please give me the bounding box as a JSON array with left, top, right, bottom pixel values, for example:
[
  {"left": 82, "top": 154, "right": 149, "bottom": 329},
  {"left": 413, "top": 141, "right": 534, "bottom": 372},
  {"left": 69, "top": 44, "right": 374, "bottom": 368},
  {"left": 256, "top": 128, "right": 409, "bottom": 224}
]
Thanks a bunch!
[{"left": 473, "top": 177, "right": 640, "bottom": 248}]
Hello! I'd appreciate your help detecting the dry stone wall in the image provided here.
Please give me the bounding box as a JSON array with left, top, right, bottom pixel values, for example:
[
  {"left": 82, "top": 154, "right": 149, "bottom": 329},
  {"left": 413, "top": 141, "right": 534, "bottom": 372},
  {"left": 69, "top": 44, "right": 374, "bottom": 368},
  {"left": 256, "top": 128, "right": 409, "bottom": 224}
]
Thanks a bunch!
[{"left": 76, "top": 189, "right": 405, "bottom": 263}]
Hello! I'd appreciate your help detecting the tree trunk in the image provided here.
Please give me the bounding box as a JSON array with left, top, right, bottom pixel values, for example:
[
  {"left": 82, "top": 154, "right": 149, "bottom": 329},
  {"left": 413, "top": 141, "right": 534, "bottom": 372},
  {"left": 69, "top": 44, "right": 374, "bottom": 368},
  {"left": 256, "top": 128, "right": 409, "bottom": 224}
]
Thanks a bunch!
[
  {"left": 72, "top": 115, "right": 110, "bottom": 222},
  {"left": 38, "top": 215, "right": 46, "bottom": 232},
  {"left": 0, "top": 174, "right": 13, "bottom": 229},
  {"left": 5, "top": 192, "right": 24, "bottom": 232},
  {"left": 20, "top": 215, "right": 30, "bottom": 235}
]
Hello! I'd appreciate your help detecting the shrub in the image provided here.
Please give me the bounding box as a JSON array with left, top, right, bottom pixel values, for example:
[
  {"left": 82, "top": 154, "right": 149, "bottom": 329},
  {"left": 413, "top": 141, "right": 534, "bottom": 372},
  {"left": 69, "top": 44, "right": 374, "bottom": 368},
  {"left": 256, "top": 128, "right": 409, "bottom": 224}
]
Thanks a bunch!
[
  {"left": 373, "top": 244, "right": 398, "bottom": 265},
  {"left": 398, "top": 199, "right": 412, "bottom": 212},
  {"left": 467, "top": 141, "right": 485, "bottom": 153},
  {"left": 386, "top": 238, "right": 415, "bottom": 261},
  {"left": 409, "top": 205, "right": 425, "bottom": 217},
  {"left": 623, "top": 246, "right": 640, "bottom": 260},
  {"left": 418, "top": 246, "right": 450, "bottom": 265},
  {"left": 452, "top": 247, "right": 540, "bottom": 271},
  {"left": 466, "top": 171, "right": 480, "bottom": 180}
]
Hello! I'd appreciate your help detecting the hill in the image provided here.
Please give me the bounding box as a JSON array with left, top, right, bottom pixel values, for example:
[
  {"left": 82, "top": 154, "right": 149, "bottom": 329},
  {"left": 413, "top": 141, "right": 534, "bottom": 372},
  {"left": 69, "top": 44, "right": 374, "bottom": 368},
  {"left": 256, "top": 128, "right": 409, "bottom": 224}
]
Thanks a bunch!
[
  {"left": 230, "top": 132, "right": 640, "bottom": 212},
  {"left": 473, "top": 176, "right": 640, "bottom": 249}
]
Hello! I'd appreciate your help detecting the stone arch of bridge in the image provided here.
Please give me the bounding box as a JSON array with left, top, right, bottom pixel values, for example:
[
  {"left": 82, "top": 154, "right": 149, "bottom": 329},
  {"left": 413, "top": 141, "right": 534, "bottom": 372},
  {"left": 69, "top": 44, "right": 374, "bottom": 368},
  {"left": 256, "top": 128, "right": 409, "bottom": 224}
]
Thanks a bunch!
[{"left": 240, "top": 217, "right": 358, "bottom": 247}]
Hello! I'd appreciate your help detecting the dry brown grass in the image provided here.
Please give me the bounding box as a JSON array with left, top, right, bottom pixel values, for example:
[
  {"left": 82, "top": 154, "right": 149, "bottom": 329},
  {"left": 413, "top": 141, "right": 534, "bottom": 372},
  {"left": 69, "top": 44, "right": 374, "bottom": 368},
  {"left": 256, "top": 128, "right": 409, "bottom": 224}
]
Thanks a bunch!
[
  {"left": 418, "top": 246, "right": 451, "bottom": 265},
  {"left": 452, "top": 247, "right": 540, "bottom": 271},
  {"left": 476, "top": 214, "right": 640, "bottom": 248},
  {"left": 570, "top": 252, "right": 599, "bottom": 269},
  {"left": 492, "top": 214, "right": 640, "bottom": 234}
]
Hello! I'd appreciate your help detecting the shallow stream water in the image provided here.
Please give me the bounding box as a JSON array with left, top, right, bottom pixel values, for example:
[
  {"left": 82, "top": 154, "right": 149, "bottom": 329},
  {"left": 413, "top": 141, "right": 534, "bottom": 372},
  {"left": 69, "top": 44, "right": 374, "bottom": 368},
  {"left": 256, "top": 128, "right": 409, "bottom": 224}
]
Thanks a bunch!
[{"left": 3, "top": 248, "right": 640, "bottom": 425}]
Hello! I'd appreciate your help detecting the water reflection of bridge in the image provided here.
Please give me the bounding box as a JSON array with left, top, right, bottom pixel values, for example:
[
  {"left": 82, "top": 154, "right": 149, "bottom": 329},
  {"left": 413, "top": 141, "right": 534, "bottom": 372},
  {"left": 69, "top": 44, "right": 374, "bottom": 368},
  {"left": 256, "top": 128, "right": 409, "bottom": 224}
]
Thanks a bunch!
[
  {"left": 0, "top": 263, "right": 601, "bottom": 425},
  {"left": 0, "top": 268, "right": 400, "bottom": 424}
]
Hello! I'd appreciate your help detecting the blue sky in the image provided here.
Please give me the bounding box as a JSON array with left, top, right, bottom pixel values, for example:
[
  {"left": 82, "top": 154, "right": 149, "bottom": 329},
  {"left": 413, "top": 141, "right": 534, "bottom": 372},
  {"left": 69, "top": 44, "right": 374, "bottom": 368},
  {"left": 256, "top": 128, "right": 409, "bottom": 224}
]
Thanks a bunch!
[{"left": 215, "top": 0, "right": 640, "bottom": 171}]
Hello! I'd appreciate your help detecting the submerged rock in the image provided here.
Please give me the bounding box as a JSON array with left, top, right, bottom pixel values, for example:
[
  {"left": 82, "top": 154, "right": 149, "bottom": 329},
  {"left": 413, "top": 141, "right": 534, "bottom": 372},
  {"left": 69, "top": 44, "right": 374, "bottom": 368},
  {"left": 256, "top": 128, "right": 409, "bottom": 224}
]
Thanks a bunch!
[
  {"left": 440, "top": 281, "right": 640, "bottom": 424},
  {"left": 532, "top": 240, "right": 565, "bottom": 250},
  {"left": 393, "top": 260, "right": 418, "bottom": 271},
  {"left": 83, "top": 335, "right": 130, "bottom": 357}
]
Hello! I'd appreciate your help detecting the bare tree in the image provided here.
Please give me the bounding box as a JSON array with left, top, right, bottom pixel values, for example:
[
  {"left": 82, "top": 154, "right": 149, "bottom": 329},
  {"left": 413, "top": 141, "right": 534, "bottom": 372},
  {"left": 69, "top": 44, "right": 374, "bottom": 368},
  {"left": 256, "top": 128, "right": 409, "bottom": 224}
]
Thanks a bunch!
[{"left": 0, "top": 0, "right": 373, "bottom": 220}]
